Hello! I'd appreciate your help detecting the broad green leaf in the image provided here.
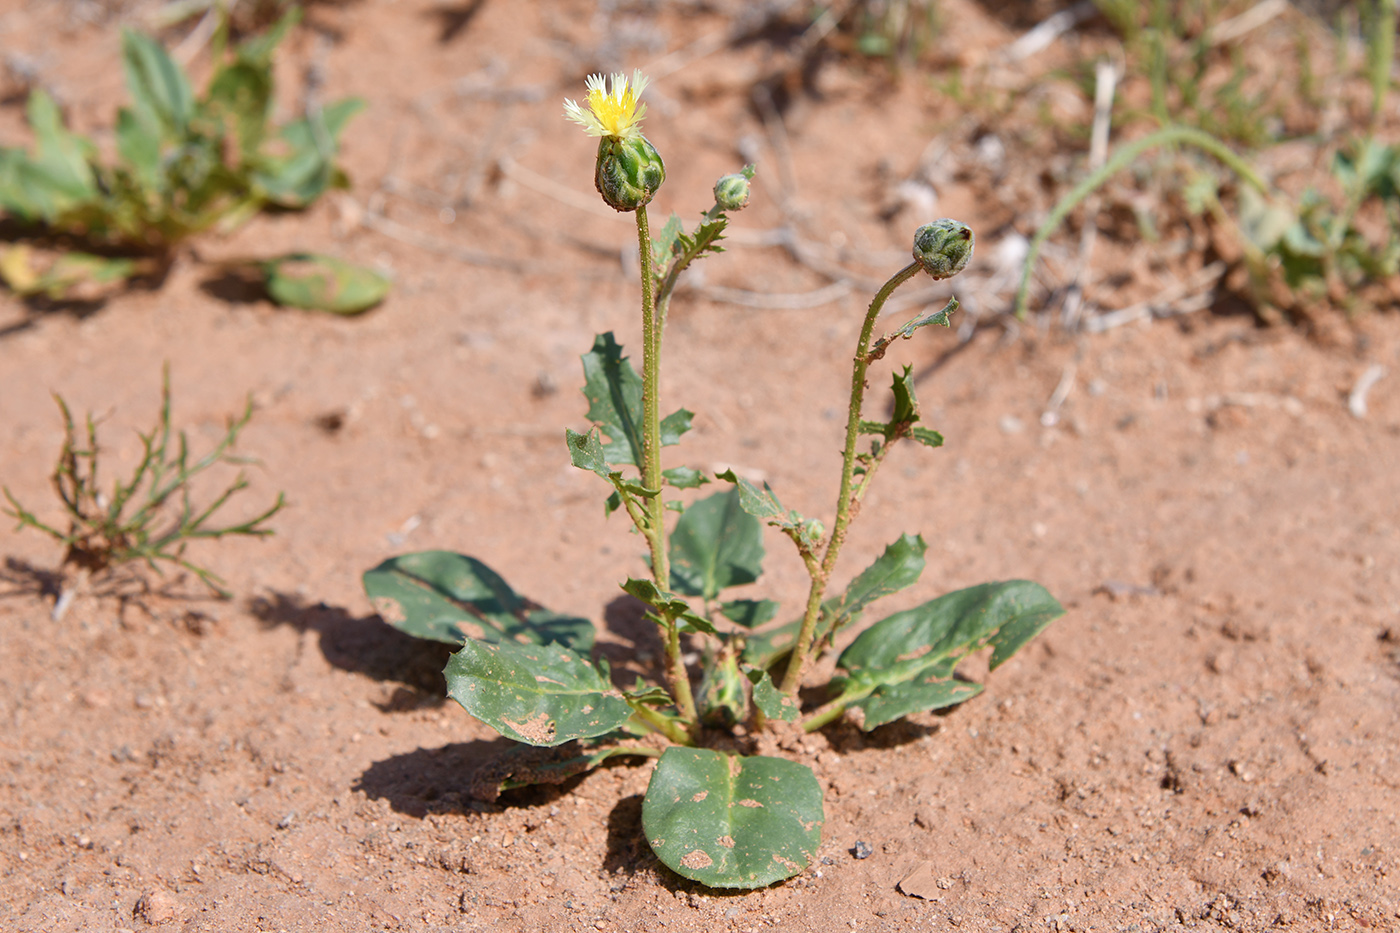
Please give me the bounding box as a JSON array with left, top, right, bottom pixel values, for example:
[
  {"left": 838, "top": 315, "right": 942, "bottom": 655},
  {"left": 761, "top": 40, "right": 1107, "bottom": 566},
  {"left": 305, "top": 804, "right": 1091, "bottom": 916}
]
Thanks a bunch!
[
  {"left": 668, "top": 486, "right": 764, "bottom": 601},
  {"left": 480, "top": 740, "right": 654, "bottom": 800},
  {"left": 642, "top": 748, "right": 822, "bottom": 889},
  {"left": 663, "top": 466, "right": 708, "bottom": 489},
  {"left": 746, "top": 666, "right": 799, "bottom": 723},
  {"left": 445, "top": 640, "right": 631, "bottom": 747},
  {"left": 26, "top": 90, "right": 97, "bottom": 203},
  {"left": 850, "top": 674, "right": 983, "bottom": 731},
  {"left": 263, "top": 253, "right": 390, "bottom": 313},
  {"left": 122, "top": 29, "right": 194, "bottom": 138},
  {"left": 835, "top": 533, "right": 926, "bottom": 620},
  {"left": 254, "top": 97, "right": 364, "bottom": 206},
  {"left": 115, "top": 107, "right": 163, "bottom": 191},
  {"left": 580, "top": 333, "right": 644, "bottom": 466},
  {"left": 362, "top": 550, "right": 595, "bottom": 651},
  {"left": 719, "top": 598, "right": 778, "bottom": 628},
  {"left": 205, "top": 60, "right": 274, "bottom": 160},
  {"left": 621, "top": 577, "right": 715, "bottom": 636},
  {"left": 833, "top": 580, "right": 1064, "bottom": 730}
]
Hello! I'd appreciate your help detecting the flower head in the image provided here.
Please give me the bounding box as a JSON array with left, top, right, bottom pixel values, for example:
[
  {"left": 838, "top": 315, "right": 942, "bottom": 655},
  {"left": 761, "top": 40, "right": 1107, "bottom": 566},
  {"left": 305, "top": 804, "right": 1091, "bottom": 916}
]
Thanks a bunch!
[{"left": 564, "top": 71, "right": 650, "bottom": 140}]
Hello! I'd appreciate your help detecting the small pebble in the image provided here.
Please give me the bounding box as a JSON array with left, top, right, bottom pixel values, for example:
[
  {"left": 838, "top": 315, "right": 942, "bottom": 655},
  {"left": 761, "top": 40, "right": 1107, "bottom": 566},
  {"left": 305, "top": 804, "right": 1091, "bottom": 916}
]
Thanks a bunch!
[{"left": 852, "top": 841, "right": 873, "bottom": 860}]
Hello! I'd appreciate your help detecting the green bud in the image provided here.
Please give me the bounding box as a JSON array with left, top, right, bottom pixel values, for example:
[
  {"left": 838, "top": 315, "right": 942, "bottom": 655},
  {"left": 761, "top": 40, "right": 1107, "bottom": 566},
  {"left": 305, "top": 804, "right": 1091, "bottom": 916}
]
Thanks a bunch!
[
  {"left": 699, "top": 643, "right": 749, "bottom": 728},
  {"left": 912, "top": 219, "right": 974, "bottom": 280},
  {"left": 594, "top": 134, "right": 665, "bottom": 212},
  {"left": 713, "top": 172, "right": 751, "bottom": 211}
]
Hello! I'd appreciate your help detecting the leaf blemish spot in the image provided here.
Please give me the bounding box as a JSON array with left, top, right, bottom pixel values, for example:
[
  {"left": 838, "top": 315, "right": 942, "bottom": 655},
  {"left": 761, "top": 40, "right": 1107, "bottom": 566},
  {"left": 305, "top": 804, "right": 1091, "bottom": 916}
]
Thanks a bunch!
[
  {"left": 680, "top": 850, "right": 713, "bottom": 869},
  {"left": 691, "top": 791, "right": 708, "bottom": 802}
]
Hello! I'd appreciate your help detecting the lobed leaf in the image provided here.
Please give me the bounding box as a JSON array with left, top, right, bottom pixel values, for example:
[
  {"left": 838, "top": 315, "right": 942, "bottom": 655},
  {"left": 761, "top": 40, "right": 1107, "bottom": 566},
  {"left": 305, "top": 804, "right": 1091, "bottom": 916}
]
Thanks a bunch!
[
  {"left": 621, "top": 577, "right": 715, "bottom": 636},
  {"left": 668, "top": 486, "right": 764, "bottom": 601},
  {"left": 746, "top": 666, "right": 799, "bottom": 723},
  {"left": 834, "top": 580, "right": 1064, "bottom": 730},
  {"left": 445, "top": 640, "right": 631, "bottom": 747},
  {"left": 122, "top": 29, "right": 194, "bottom": 139},
  {"left": 362, "top": 550, "right": 595, "bottom": 651},
  {"left": 642, "top": 748, "right": 823, "bottom": 888}
]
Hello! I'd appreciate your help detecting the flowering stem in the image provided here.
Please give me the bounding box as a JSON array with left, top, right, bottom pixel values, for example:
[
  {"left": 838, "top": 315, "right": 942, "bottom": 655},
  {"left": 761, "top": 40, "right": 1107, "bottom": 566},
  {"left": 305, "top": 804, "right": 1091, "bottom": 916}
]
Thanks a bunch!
[
  {"left": 636, "top": 205, "right": 700, "bottom": 734},
  {"left": 779, "top": 261, "right": 922, "bottom": 697}
]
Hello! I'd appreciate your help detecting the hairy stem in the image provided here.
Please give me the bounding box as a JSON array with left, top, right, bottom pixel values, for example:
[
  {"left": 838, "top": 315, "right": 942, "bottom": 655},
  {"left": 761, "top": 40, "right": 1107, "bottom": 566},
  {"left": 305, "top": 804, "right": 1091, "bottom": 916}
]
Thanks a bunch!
[
  {"left": 636, "top": 205, "right": 699, "bottom": 733},
  {"left": 779, "top": 261, "right": 923, "bottom": 696}
]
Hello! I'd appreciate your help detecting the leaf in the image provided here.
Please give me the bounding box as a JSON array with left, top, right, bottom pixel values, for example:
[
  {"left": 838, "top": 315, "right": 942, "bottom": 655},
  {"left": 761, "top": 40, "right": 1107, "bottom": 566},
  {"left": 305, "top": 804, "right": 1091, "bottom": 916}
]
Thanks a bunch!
[
  {"left": 663, "top": 466, "right": 708, "bottom": 489},
  {"left": 849, "top": 675, "right": 984, "bottom": 731},
  {"left": 469, "top": 738, "right": 647, "bottom": 802},
  {"left": 580, "top": 333, "right": 644, "bottom": 466},
  {"left": 0, "top": 247, "right": 137, "bottom": 298},
  {"left": 835, "top": 533, "right": 926, "bottom": 621},
  {"left": 263, "top": 253, "right": 390, "bottom": 313},
  {"left": 642, "top": 748, "right": 822, "bottom": 889},
  {"left": 719, "top": 598, "right": 778, "bottom": 628},
  {"left": 745, "top": 666, "right": 799, "bottom": 723},
  {"left": 740, "top": 535, "right": 923, "bottom": 670},
  {"left": 205, "top": 60, "right": 274, "bottom": 160},
  {"left": 362, "top": 550, "right": 595, "bottom": 651},
  {"left": 566, "top": 427, "right": 610, "bottom": 478},
  {"left": 668, "top": 486, "right": 764, "bottom": 601},
  {"left": 26, "top": 90, "right": 97, "bottom": 204},
  {"left": 444, "top": 640, "right": 631, "bottom": 747},
  {"left": 115, "top": 107, "right": 163, "bottom": 191},
  {"left": 255, "top": 97, "right": 365, "bottom": 206},
  {"left": 885, "top": 297, "right": 958, "bottom": 344},
  {"left": 122, "top": 29, "right": 194, "bottom": 138},
  {"left": 714, "top": 469, "right": 818, "bottom": 548},
  {"left": 621, "top": 577, "right": 715, "bottom": 636},
  {"left": 651, "top": 211, "right": 685, "bottom": 270},
  {"left": 834, "top": 580, "right": 1064, "bottom": 730}
]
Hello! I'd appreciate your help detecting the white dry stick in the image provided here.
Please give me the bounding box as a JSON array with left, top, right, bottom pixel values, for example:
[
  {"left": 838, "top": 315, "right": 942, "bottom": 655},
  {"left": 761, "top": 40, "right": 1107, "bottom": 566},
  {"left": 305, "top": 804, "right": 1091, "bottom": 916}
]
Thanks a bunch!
[
  {"left": 1041, "top": 363, "right": 1077, "bottom": 427},
  {"left": 1002, "top": 0, "right": 1098, "bottom": 62},
  {"left": 1062, "top": 58, "right": 1118, "bottom": 331},
  {"left": 1349, "top": 364, "right": 1387, "bottom": 419},
  {"left": 1207, "top": 0, "right": 1290, "bottom": 47}
]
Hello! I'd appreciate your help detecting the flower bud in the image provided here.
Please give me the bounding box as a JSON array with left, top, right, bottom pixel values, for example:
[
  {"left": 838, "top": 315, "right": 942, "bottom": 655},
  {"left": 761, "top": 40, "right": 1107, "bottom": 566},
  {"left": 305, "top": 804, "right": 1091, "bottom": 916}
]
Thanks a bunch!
[
  {"left": 594, "top": 134, "right": 665, "bottom": 212},
  {"left": 713, "top": 172, "right": 751, "bottom": 211},
  {"left": 912, "top": 219, "right": 974, "bottom": 280}
]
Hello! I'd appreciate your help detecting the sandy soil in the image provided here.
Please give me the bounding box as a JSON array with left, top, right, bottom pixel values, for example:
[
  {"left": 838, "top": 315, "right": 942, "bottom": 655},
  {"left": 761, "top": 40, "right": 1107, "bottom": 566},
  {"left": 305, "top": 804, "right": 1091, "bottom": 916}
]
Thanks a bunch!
[{"left": 2, "top": 1, "right": 1398, "bottom": 930}]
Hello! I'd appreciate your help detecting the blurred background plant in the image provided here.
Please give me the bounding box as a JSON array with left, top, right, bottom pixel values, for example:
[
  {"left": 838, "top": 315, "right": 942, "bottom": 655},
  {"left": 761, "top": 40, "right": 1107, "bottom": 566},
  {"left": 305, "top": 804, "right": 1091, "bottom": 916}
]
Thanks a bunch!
[
  {"left": 0, "top": 8, "right": 387, "bottom": 313},
  {"left": 2, "top": 366, "right": 284, "bottom": 619}
]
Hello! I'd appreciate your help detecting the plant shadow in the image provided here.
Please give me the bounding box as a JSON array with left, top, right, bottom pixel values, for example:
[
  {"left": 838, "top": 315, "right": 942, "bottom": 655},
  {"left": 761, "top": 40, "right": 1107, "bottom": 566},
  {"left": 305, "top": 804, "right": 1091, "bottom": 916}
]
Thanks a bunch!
[
  {"left": 597, "top": 594, "right": 669, "bottom": 686},
  {"left": 0, "top": 557, "right": 62, "bottom": 600},
  {"left": 249, "top": 591, "right": 452, "bottom": 708}
]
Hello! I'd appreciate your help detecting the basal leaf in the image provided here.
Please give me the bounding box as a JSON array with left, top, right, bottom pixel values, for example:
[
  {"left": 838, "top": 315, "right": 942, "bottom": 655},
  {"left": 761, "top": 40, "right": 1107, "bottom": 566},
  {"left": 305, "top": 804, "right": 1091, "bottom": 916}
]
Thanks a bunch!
[
  {"left": 362, "top": 550, "right": 595, "bottom": 651},
  {"left": 719, "top": 598, "right": 778, "bottom": 628},
  {"left": 668, "top": 486, "right": 764, "bottom": 601},
  {"left": 832, "top": 580, "right": 1063, "bottom": 729},
  {"left": 470, "top": 738, "right": 647, "bottom": 802},
  {"left": 122, "top": 29, "right": 194, "bottom": 138},
  {"left": 642, "top": 748, "right": 822, "bottom": 888},
  {"left": 26, "top": 90, "right": 97, "bottom": 204},
  {"left": 850, "top": 675, "right": 983, "bottom": 731},
  {"left": 445, "top": 640, "right": 630, "bottom": 747},
  {"left": 263, "top": 253, "right": 390, "bottom": 314}
]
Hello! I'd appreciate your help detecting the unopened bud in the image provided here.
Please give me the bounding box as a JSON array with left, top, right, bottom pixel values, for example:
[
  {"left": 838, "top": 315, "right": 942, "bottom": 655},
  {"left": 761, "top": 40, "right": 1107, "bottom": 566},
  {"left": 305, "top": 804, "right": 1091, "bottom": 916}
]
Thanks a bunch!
[
  {"left": 595, "top": 135, "right": 665, "bottom": 212},
  {"left": 912, "top": 219, "right": 974, "bottom": 280},
  {"left": 713, "top": 172, "right": 751, "bottom": 211}
]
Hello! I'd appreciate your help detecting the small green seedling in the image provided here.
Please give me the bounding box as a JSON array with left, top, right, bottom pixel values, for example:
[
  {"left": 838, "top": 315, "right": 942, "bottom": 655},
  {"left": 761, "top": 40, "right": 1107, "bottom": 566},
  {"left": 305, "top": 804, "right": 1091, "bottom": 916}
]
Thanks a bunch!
[
  {"left": 364, "top": 71, "right": 1063, "bottom": 889},
  {"left": 4, "top": 367, "right": 284, "bottom": 618},
  {"left": 0, "top": 9, "right": 384, "bottom": 313}
]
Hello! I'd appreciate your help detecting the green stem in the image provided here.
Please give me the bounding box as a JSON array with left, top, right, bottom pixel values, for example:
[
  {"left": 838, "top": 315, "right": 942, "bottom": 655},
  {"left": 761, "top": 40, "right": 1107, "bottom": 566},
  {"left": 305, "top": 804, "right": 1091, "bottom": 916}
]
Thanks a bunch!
[
  {"left": 779, "top": 261, "right": 923, "bottom": 697},
  {"left": 801, "top": 692, "right": 859, "bottom": 733},
  {"left": 1014, "top": 124, "right": 1273, "bottom": 319},
  {"left": 630, "top": 704, "right": 693, "bottom": 746},
  {"left": 635, "top": 205, "right": 700, "bottom": 734}
]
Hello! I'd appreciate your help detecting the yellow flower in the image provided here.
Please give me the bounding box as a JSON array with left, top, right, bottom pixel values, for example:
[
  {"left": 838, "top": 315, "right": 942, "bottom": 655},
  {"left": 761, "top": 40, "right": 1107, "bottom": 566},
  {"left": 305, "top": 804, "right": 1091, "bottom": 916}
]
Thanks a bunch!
[{"left": 563, "top": 71, "right": 650, "bottom": 140}]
